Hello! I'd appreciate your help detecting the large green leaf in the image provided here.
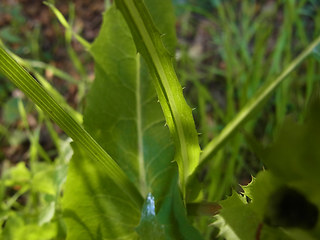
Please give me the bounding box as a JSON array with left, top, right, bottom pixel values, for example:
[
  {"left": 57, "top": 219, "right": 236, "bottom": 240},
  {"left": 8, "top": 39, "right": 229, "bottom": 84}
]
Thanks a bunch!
[
  {"left": 87, "top": 4, "right": 176, "bottom": 202},
  {"left": 243, "top": 172, "right": 319, "bottom": 240},
  {"left": 63, "top": 143, "right": 141, "bottom": 240},
  {"left": 213, "top": 191, "right": 262, "bottom": 240},
  {"left": 213, "top": 183, "right": 291, "bottom": 240},
  {"left": 63, "top": 3, "right": 203, "bottom": 240},
  {"left": 114, "top": 0, "right": 201, "bottom": 193},
  {"left": 62, "top": 8, "right": 146, "bottom": 240}
]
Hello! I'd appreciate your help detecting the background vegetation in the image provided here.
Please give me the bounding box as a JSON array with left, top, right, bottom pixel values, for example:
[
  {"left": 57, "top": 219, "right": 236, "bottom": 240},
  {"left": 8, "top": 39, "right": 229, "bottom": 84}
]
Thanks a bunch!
[{"left": 0, "top": 0, "right": 319, "bottom": 239}]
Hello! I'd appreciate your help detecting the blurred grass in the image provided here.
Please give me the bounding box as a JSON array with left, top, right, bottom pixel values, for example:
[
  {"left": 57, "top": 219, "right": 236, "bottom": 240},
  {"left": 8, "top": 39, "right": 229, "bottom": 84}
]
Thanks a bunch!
[
  {"left": 0, "top": 0, "right": 320, "bottom": 239},
  {"left": 176, "top": 0, "right": 320, "bottom": 195},
  {"left": 0, "top": 1, "right": 88, "bottom": 239},
  {"left": 174, "top": 0, "right": 320, "bottom": 237}
]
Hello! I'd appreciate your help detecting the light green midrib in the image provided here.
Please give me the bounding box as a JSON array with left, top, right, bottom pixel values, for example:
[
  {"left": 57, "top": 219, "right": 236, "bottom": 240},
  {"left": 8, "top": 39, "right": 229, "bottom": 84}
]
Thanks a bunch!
[
  {"left": 125, "top": 0, "right": 189, "bottom": 179},
  {"left": 0, "top": 47, "right": 143, "bottom": 207},
  {"left": 136, "top": 54, "right": 147, "bottom": 196}
]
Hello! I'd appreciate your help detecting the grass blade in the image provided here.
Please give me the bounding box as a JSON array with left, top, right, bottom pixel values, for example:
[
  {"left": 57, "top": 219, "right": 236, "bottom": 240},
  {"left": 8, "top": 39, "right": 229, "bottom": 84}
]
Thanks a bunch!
[
  {"left": 0, "top": 41, "right": 82, "bottom": 123},
  {"left": 200, "top": 35, "right": 320, "bottom": 166},
  {"left": 0, "top": 46, "right": 143, "bottom": 207},
  {"left": 43, "top": 2, "right": 91, "bottom": 50}
]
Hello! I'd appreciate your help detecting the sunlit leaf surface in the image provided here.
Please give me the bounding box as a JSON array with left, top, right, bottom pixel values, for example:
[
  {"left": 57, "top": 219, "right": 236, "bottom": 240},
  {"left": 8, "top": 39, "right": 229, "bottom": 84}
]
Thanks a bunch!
[{"left": 63, "top": 2, "right": 203, "bottom": 239}]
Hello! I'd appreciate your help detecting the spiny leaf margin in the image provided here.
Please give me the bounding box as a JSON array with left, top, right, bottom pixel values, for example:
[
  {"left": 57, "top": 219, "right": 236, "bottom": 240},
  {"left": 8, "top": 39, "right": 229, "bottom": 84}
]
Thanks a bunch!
[{"left": 114, "top": 0, "right": 201, "bottom": 195}]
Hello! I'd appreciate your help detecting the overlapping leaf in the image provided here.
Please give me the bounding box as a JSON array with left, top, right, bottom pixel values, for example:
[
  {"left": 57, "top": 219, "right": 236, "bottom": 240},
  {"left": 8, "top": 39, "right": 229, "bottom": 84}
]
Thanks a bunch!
[
  {"left": 114, "top": 0, "right": 201, "bottom": 193},
  {"left": 63, "top": 2, "right": 202, "bottom": 239},
  {"left": 213, "top": 98, "right": 320, "bottom": 239}
]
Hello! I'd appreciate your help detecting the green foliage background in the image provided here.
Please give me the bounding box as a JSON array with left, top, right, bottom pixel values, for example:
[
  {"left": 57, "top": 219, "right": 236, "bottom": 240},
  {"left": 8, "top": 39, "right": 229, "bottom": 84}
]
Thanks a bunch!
[{"left": 0, "top": 0, "right": 320, "bottom": 239}]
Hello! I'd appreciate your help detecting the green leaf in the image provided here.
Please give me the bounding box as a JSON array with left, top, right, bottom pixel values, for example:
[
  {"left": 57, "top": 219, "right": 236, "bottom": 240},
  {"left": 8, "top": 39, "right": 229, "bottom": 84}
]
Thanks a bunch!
[
  {"left": 114, "top": 0, "right": 201, "bottom": 193},
  {"left": 217, "top": 103, "right": 320, "bottom": 240},
  {"left": 242, "top": 171, "right": 281, "bottom": 221},
  {"left": 213, "top": 182, "right": 291, "bottom": 240},
  {"left": 242, "top": 171, "right": 319, "bottom": 240},
  {"left": 63, "top": 143, "right": 141, "bottom": 240},
  {"left": 63, "top": 5, "right": 203, "bottom": 239},
  {"left": 86, "top": 6, "right": 175, "bottom": 197},
  {"left": 212, "top": 191, "right": 262, "bottom": 240},
  {"left": 156, "top": 176, "right": 204, "bottom": 240},
  {"left": 237, "top": 101, "right": 320, "bottom": 238},
  {"left": 256, "top": 98, "right": 320, "bottom": 237},
  {"left": 235, "top": 101, "right": 320, "bottom": 238}
]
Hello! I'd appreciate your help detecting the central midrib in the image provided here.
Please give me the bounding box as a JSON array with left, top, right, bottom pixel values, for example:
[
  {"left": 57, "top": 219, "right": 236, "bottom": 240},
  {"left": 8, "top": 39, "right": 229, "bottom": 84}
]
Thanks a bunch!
[{"left": 136, "top": 53, "right": 147, "bottom": 196}]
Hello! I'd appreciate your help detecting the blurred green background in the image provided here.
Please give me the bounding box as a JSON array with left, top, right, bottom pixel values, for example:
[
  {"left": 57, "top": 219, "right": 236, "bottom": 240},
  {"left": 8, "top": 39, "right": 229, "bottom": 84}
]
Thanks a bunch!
[{"left": 0, "top": 0, "right": 320, "bottom": 239}]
